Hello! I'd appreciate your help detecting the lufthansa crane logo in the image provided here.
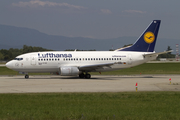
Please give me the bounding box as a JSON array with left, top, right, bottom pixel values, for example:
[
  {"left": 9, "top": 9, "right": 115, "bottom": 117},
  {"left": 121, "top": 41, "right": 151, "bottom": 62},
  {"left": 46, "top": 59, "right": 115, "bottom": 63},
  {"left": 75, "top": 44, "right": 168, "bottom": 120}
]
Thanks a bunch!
[{"left": 144, "top": 32, "right": 155, "bottom": 44}]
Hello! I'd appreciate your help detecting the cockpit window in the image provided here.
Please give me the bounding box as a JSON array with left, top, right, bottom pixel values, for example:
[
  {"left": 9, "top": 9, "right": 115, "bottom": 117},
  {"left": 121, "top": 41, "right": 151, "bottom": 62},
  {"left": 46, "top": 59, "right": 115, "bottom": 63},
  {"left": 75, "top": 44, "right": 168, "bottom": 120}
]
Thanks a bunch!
[{"left": 14, "top": 58, "right": 23, "bottom": 61}]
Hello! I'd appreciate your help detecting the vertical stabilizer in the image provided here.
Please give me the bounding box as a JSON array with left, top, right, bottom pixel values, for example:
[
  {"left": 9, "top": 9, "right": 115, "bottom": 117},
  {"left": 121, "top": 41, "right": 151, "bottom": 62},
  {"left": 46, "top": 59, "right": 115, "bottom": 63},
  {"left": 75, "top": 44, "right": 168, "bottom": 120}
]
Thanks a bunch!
[{"left": 118, "top": 20, "right": 161, "bottom": 52}]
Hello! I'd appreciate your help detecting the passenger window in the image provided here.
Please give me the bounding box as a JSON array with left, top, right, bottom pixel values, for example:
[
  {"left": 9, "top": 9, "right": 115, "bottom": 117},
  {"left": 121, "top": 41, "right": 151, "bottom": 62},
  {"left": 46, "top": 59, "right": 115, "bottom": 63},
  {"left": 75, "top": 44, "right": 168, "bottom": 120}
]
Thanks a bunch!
[{"left": 14, "top": 58, "right": 23, "bottom": 61}]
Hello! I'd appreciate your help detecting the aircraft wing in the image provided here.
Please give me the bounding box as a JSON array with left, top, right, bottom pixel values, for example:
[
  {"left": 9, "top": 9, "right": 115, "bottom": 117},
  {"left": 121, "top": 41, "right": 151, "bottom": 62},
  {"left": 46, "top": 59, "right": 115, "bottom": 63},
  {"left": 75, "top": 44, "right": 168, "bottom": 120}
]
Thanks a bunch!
[
  {"left": 79, "top": 63, "right": 114, "bottom": 71},
  {"left": 143, "top": 50, "right": 173, "bottom": 57}
]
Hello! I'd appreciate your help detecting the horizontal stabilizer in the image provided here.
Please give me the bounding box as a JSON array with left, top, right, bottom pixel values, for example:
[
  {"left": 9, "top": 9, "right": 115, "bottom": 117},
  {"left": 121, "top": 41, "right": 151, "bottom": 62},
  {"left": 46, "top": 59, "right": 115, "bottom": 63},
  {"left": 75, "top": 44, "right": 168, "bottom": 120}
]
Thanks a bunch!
[{"left": 143, "top": 50, "right": 173, "bottom": 57}]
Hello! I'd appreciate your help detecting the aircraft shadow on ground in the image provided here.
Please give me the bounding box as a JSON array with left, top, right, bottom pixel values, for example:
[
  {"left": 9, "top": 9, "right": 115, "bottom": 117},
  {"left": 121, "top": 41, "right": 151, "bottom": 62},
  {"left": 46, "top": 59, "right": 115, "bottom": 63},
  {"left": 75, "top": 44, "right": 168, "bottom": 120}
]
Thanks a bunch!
[{"left": 12, "top": 75, "right": 166, "bottom": 80}]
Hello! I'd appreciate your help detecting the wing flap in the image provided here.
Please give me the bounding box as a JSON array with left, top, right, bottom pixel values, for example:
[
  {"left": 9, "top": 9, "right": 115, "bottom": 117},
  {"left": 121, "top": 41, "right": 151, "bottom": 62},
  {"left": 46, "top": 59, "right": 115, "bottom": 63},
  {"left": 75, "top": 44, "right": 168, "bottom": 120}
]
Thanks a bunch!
[{"left": 79, "top": 63, "right": 114, "bottom": 71}]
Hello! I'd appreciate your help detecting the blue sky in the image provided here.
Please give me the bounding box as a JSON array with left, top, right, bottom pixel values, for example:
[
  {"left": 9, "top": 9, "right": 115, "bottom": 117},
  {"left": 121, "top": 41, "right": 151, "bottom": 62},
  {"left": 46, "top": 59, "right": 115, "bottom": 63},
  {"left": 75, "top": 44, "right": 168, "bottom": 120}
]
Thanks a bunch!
[{"left": 0, "top": 0, "right": 180, "bottom": 39}]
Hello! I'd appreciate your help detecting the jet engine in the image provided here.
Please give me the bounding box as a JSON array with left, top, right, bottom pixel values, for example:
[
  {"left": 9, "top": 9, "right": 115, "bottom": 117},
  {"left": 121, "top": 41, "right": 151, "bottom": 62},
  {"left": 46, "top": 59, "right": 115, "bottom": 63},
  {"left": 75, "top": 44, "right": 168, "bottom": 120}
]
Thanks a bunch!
[{"left": 59, "top": 66, "right": 79, "bottom": 76}]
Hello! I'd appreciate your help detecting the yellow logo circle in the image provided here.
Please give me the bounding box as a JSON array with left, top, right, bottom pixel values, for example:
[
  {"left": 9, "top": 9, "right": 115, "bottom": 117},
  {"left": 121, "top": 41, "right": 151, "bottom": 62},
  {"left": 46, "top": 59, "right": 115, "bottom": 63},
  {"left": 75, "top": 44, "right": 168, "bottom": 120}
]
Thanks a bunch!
[{"left": 144, "top": 32, "right": 155, "bottom": 44}]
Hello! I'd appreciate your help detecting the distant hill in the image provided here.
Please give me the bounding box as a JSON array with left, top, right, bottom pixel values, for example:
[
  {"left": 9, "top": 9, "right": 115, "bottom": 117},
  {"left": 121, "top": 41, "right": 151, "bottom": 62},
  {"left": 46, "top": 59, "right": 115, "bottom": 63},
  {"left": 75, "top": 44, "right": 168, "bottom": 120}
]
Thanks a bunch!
[{"left": 0, "top": 24, "right": 178, "bottom": 53}]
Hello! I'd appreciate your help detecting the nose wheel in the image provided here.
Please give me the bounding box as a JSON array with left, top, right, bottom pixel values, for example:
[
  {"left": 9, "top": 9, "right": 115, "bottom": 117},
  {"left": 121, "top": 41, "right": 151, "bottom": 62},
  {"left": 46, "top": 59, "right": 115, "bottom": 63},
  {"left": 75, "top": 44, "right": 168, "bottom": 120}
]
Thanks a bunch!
[{"left": 25, "top": 74, "right": 29, "bottom": 79}]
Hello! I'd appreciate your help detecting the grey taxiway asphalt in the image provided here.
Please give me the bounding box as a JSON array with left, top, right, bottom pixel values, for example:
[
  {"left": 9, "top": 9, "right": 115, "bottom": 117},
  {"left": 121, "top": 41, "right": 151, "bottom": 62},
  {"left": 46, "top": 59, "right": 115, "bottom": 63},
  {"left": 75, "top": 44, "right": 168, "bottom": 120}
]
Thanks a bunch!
[{"left": 0, "top": 75, "right": 180, "bottom": 93}]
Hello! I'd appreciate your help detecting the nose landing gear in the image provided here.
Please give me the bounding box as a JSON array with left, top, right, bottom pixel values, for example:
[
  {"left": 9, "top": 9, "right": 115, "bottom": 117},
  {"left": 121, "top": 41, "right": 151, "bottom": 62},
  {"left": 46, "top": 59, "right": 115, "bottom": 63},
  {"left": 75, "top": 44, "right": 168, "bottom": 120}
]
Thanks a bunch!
[{"left": 25, "top": 74, "right": 29, "bottom": 79}]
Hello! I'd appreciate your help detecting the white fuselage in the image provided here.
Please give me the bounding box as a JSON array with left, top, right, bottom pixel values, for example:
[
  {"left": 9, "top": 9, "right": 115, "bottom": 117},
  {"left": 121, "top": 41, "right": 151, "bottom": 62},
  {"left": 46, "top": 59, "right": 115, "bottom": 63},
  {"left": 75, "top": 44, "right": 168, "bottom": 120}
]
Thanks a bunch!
[
  {"left": 6, "top": 51, "right": 156, "bottom": 74},
  {"left": 5, "top": 20, "right": 161, "bottom": 79}
]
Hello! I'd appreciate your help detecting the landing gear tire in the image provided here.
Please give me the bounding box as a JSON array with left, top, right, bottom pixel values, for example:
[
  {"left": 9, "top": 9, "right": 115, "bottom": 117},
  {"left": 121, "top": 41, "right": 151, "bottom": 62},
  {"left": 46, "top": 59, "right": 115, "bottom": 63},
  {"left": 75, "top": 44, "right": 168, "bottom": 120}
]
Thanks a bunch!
[
  {"left": 79, "top": 73, "right": 85, "bottom": 78},
  {"left": 85, "top": 74, "right": 91, "bottom": 79},
  {"left": 79, "top": 73, "right": 91, "bottom": 79},
  {"left": 25, "top": 75, "right": 29, "bottom": 79}
]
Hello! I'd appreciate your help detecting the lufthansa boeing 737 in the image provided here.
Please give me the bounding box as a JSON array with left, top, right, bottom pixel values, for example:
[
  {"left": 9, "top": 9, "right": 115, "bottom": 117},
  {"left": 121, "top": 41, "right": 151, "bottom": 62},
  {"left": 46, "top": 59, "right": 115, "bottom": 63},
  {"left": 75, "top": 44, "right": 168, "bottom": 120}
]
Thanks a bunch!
[{"left": 6, "top": 20, "right": 170, "bottom": 79}]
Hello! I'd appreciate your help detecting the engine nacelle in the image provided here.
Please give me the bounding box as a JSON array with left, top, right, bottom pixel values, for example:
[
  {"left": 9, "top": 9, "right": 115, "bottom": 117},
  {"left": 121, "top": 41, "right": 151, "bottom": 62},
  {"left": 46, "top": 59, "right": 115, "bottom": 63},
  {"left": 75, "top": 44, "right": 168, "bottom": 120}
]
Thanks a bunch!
[{"left": 59, "top": 66, "right": 79, "bottom": 76}]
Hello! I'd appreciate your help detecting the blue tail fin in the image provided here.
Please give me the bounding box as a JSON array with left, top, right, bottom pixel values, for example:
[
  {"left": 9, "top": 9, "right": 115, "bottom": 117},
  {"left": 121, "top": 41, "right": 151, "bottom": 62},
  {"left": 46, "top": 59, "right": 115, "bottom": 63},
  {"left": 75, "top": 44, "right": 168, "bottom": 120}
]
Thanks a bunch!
[{"left": 118, "top": 20, "right": 161, "bottom": 52}]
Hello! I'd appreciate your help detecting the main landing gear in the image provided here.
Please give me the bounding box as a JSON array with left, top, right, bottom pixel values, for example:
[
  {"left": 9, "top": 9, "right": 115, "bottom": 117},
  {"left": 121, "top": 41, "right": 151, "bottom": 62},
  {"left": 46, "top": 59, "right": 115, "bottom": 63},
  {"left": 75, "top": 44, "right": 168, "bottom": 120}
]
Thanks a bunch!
[
  {"left": 25, "top": 74, "right": 29, "bottom": 79},
  {"left": 79, "top": 73, "right": 91, "bottom": 79}
]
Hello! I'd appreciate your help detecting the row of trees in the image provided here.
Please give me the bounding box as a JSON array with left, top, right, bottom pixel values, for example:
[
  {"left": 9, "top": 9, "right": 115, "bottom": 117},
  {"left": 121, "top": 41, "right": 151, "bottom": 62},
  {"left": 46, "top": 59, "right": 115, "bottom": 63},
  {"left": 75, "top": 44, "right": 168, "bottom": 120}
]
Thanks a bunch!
[
  {"left": 0, "top": 45, "right": 176, "bottom": 61},
  {"left": 0, "top": 45, "right": 52, "bottom": 61},
  {"left": 64, "top": 49, "right": 96, "bottom": 51},
  {"left": 0, "top": 45, "right": 96, "bottom": 61}
]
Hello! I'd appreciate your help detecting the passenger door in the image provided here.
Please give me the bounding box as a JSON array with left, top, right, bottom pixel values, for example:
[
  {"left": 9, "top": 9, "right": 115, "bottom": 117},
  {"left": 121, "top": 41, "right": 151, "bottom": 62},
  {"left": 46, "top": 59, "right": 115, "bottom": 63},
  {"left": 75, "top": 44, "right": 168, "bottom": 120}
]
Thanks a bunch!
[
  {"left": 30, "top": 55, "right": 36, "bottom": 65},
  {"left": 128, "top": 54, "right": 132, "bottom": 65}
]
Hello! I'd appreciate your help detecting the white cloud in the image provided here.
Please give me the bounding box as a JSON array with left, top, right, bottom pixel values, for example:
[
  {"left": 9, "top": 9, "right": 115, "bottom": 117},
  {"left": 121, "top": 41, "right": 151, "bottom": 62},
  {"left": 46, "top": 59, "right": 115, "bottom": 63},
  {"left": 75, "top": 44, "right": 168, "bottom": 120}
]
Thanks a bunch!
[
  {"left": 122, "top": 10, "right": 146, "bottom": 14},
  {"left": 100, "top": 9, "right": 112, "bottom": 14},
  {"left": 12, "top": 0, "right": 86, "bottom": 10}
]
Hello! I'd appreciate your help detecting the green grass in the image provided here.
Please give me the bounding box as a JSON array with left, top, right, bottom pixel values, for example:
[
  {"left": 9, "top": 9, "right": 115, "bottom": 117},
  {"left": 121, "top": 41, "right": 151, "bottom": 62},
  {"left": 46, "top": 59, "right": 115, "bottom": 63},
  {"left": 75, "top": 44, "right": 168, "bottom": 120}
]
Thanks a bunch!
[
  {"left": 1, "top": 63, "right": 180, "bottom": 119},
  {"left": 0, "top": 92, "right": 180, "bottom": 120},
  {"left": 91, "top": 63, "right": 180, "bottom": 75},
  {"left": 1, "top": 63, "right": 180, "bottom": 75}
]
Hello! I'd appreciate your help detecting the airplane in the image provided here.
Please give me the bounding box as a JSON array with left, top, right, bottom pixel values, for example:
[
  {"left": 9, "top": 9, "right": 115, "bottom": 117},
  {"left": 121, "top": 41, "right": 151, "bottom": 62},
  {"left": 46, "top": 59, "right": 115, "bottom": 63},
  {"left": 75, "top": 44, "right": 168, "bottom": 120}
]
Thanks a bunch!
[{"left": 6, "top": 20, "right": 170, "bottom": 79}]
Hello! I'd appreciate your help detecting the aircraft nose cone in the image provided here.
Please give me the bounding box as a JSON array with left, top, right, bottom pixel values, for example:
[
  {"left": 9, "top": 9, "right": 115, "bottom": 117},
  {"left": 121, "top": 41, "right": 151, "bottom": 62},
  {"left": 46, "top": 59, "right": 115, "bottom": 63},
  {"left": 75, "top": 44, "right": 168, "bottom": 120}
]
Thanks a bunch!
[{"left": 6, "top": 61, "right": 14, "bottom": 69}]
